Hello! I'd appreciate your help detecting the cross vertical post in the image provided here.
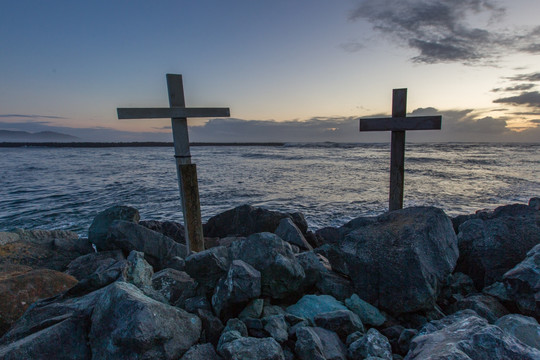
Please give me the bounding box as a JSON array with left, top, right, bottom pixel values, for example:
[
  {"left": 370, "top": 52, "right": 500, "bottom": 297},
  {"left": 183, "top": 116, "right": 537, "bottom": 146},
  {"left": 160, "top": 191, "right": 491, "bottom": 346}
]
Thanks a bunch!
[
  {"left": 360, "top": 88, "right": 442, "bottom": 211},
  {"left": 117, "top": 74, "right": 230, "bottom": 253}
]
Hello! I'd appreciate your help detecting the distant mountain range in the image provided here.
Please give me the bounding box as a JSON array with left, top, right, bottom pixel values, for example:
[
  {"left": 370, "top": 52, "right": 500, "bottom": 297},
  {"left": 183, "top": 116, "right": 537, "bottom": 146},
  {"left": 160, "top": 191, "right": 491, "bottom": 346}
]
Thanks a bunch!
[{"left": 0, "top": 130, "right": 80, "bottom": 142}]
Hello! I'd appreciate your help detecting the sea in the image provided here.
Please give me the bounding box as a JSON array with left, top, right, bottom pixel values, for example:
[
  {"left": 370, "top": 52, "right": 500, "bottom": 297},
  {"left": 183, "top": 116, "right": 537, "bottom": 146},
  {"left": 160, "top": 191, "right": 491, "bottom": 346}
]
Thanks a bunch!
[{"left": 0, "top": 143, "right": 538, "bottom": 237}]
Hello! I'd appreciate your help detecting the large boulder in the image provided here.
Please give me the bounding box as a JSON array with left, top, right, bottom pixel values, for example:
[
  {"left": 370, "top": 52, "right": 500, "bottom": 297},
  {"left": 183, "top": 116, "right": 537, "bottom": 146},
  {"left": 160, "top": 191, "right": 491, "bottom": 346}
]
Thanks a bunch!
[
  {"left": 502, "top": 243, "right": 540, "bottom": 319},
  {"left": 102, "top": 220, "right": 187, "bottom": 269},
  {"left": 0, "top": 269, "right": 78, "bottom": 336},
  {"left": 339, "top": 207, "right": 458, "bottom": 315},
  {"left": 204, "top": 205, "right": 306, "bottom": 238},
  {"left": 88, "top": 205, "right": 140, "bottom": 246},
  {"left": 405, "top": 310, "right": 540, "bottom": 359},
  {"left": 65, "top": 250, "right": 125, "bottom": 280},
  {"left": 185, "top": 246, "right": 230, "bottom": 292},
  {"left": 447, "top": 293, "right": 509, "bottom": 323},
  {"left": 495, "top": 314, "right": 540, "bottom": 350},
  {"left": 455, "top": 204, "right": 540, "bottom": 289},
  {"left": 229, "top": 233, "right": 305, "bottom": 299},
  {"left": 275, "top": 218, "right": 312, "bottom": 251},
  {"left": 139, "top": 219, "right": 185, "bottom": 243},
  {"left": 0, "top": 229, "right": 92, "bottom": 271}
]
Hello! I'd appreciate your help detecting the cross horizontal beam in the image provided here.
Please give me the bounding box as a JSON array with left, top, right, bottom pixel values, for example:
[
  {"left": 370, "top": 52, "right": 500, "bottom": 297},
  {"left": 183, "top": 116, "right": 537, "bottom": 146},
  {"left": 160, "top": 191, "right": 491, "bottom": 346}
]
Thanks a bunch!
[
  {"left": 360, "top": 116, "right": 441, "bottom": 132},
  {"left": 117, "top": 107, "right": 230, "bottom": 120}
]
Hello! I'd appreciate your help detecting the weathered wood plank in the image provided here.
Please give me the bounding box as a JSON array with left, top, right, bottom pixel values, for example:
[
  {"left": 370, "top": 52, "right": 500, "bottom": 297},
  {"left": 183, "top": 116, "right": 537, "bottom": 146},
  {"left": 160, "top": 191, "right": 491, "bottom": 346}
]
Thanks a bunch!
[
  {"left": 359, "top": 116, "right": 442, "bottom": 131},
  {"left": 389, "top": 130, "right": 405, "bottom": 211},
  {"left": 117, "top": 107, "right": 230, "bottom": 119},
  {"left": 180, "top": 164, "right": 205, "bottom": 253}
]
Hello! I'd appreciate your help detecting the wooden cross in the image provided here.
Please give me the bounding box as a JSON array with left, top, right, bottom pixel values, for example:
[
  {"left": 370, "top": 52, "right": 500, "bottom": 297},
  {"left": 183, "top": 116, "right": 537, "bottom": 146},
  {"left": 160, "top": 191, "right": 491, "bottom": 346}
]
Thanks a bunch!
[
  {"left": 360, "top": 89, "right": 441, "bottom": 211},
  {"left": 117, "top": 74, "right": 230, "bottom": 253}
]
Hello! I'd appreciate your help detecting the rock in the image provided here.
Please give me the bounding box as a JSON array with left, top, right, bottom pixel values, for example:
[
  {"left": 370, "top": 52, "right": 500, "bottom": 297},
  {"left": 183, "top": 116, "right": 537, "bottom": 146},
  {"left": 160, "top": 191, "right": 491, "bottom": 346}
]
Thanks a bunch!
[
  {"left": 230, "top": 233, "right": 305, "bottom": 299},
  {"left": 219, "top": 336, "right": 285, "bottom": 360},
  {"left": 212, "top": 260, "right": 261, "bottom": 319},
  {"left": 66, "top": 250, "right": 125, "bottom": 280},
  {"left": 152, "top": 268, "right": 197, "bottom": 307},
  {"left": 348, "top": 328, "right": 392, "bottom": 360},
  {"left": 184, "top": 296, "right": 212, "bottom": 313},
  {"left": 314, "top": 244, "right": 349, "bottom": 276},
  {"left": 448, "top": 293, "right": 509, "bottom": 323},
  {"left": 204, "top": 204, "right": 305, "bottom": 238},
  {"left": 0, "top": 263, "right": 32, "bottom": 280},
  {"left": 263, "top": 315, "right": 289, "bottom": 343},
  {"left": 397, "top": 329, "right": 417, "bottom": 355},
  {"left": 65, "top": 256, "right": 128, "bottom": 296},
  {"left": 289, "top": 212, "right": 309, "bottom": 235},
  {"left": 263, "top": 304, "right": 287, "bottom": 318},
  {"left": 89, "top": 282, "right": 201, "bottom": 359},
  {"left": 315, "top": 227, "right": 340, "bottom": 245},
  {"left": 456, "top": 204, "right": 540, "bottom": 289},
  {"left": 0, "top": 229, "right": 92, "bottom": 271},
  {"left": 405, "top": 310, "right": 540, "bottom": 359},
  {"left": 437, "top": 272, "right": 476, "bottom": 310},
  {"left": 165, "top": 256, "right": 186, "bottom": 271},
  {"left": 217, "top": 330, "right": 243, "bottom": 353},
  {"left": 286, "top": 294, "right": 348, "bottom": 325},
  {"left": 495, "top": 314, "right": 540, "bottom": 350},
  {"left": 340, "top": 207, "right": 458, "bottom": 315},
  {"left": 185, "top": 246, "right": 230, "bottom": 292},
  {"left": 239, "top": 299, "right": 264, "bottom": 319},
  {"left": 139, "top": 219, "right": 185, "bottom": 243},
  {"left": 0, "top": 232, "right": 20, "bottom": 246},
  {"left": 295, "top": 251, "right": 329, "bottom": 290},
  {"left": 345, "top": 294, "right": 386, "bottom": 327},
  {"left": 223, "top": 318, "right": 249, "bottom": 337},
  {"left": 243, "top": 317, "right": 269, "bottom": 338},
  {"left": 197, "top": 309, "right": 224, "bottom": 346},
  {"left": 380, "top": 325, "right": 405, "bottom": 355},
  {"left": 503, "top": 243, "right": 540, "bottom": 319},
  {"left": 180, "top": 343, "right": 222, "bottom": 360},
  {"left": 104, "top": 220, "right": 187, "bottom": 269},
  {"left": 123, "top": 250, "right": 153, "bottom": 288},
  {"left": 346, "top": 331, "right": 364, "bottom": 346},
  {"left": 0, "top": 269, "right": 78, "bottom": 336},
  {"left": 530, "top": 197, "right": 540, "bottom": 210},
  {"left": 315, "top": 271, "right": 354, "bottom": 301},
  {"left": 295, "top": 326, "right": 347, "bottom": 360},
  {"left": 313, "top": 309, "right": 364, "bottom": 341},
  {"left": 275, "top": 218, "right": 312, "bottom": 251},
  {"left": 88, "top": 205, "right": 140, "bottom": 247}
]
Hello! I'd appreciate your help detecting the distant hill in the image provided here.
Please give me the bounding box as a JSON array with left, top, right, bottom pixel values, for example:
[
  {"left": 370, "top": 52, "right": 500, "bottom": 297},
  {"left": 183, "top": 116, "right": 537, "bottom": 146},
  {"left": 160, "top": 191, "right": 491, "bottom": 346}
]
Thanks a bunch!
[{"left": 0, "top": 130, "right": 80, "bottom": 142}]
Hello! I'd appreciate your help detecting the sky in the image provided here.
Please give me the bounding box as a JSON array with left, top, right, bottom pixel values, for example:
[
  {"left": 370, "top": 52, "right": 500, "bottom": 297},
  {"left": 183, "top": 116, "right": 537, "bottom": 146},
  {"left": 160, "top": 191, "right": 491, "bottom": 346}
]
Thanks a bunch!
[{"left": 1, "top": 0, "right": 540, "bottom": 142}]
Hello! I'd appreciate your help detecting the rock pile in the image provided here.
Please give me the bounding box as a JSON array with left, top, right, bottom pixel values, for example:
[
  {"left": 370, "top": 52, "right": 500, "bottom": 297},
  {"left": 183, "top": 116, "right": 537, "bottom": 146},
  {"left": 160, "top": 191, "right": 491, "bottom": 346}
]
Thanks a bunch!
[{"left": 0, "top": 198, "right": 539, "bottom": 359}]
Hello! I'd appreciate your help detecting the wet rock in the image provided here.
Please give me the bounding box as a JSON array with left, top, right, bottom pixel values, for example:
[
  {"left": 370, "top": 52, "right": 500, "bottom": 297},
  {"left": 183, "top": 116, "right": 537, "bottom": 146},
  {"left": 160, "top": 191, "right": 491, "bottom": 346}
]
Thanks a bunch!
[
  {"left": 348, "top": 328, "right": 392, "bottom": 360},
  {"left": 448, "top": 293, "right": 509, "bottom": 323},
  {"left": 104, "top": 220, "right": 187, "bottom": 269},
  {"left": 180, "top": 343, "right": 222, "bottom": 360},
  {"left": 313, "top": 309, "right": 364, "bottom": 341},
  {"left": 219, "top": 336, "right": 285, "bottom": 360},
  {"left": 139, "top": 219, "right": 185, "bottom": 244},
  {"left": 503, "top": 243, "right": 540, "bottom": 319},
  {"left": 204, "top": 204, "right": 305, "bottom": 238},
  {"left": 455, "top": 204, "right": 540, "bottom": 289},
  {"left": 88, "top": 205, "right": 139, "bottom": 247},
  {"left": 212, "top": 260, "right": 261, "bottom": 319},
  {"left": 0, "top": 269, "right": 78, "bottom": 336},
  {"left": 295, "top": 326, "right": 347, "bottom": 360},
  {"left": 405, "top": 310, "right": 540, "bottom": 359},
  {"left": 152, "top": 268, "right": 197, "bottom": 307},
  {"left": 340, "top": 207, "right": 458, "bottom": 315},
  {"left": 495, "top": 314, "right": 540, "bottom": 350},
  {"left": 345, "top": 293, "right": 386, "bottom": 327},
  {"left": 230, "top": 233, "right": 305, "bottom": 299},
  {"left": 286, "top": 294, "right": 348, "bottom": 325},
  {"left": 275, "top": 218, "right": 312, "bottom": 251}
]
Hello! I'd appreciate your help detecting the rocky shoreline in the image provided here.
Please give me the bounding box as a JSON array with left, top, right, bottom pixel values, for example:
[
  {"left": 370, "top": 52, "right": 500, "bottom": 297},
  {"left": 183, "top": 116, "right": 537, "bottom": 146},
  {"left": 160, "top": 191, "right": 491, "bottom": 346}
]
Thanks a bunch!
[{"left": 0, "top": 199, "right": 539, "bottom": 359}]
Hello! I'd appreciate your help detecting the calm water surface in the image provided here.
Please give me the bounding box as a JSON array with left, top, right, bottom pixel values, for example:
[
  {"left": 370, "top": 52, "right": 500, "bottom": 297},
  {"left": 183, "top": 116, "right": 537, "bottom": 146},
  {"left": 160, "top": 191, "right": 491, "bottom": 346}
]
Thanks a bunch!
[{"left": 0, "top": 143, "right": 538, "bottom": 236}]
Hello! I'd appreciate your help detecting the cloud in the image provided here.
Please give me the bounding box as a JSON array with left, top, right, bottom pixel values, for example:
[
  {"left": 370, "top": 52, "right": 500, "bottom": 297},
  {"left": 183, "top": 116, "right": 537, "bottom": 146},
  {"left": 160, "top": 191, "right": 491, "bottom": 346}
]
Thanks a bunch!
[
  {"left": 491, "top": 84, "right": 535, "bottom": 92},
  {"left": 339, "top": 40, "right": 364, "bottom": 53},
  {"left": 506, "top": 72, "right": 540, "bottom": 82},
  {"left": 0, "top": 114, "right": 66, "bottom": 119},
  {"left": 493, "top": 91, "right": 540, "bottom": 108},
  {"left": 349, "top": 0, "right": 540, "bottom": 64}
]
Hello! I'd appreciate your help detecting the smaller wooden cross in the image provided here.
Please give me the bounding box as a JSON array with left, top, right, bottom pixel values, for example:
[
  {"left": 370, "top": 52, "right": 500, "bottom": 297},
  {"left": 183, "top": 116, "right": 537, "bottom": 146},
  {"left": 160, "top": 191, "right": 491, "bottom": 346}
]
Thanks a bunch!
[
  {"left": 117, "top": 74, "right": 230, "bottom": 253},
  {"left": 360, "top": 89, "right": 441, "bottom": 211}
]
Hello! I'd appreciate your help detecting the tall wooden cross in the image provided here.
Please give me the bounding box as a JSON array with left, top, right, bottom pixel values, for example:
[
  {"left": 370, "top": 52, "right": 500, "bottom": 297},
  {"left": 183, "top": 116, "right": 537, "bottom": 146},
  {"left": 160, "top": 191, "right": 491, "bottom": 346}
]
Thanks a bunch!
[
  {"left": 117, "top": 74, "right": 230, "bottom": 253},
  {"left": 360, "top": 89, "right": 441, "bottom": 211}
]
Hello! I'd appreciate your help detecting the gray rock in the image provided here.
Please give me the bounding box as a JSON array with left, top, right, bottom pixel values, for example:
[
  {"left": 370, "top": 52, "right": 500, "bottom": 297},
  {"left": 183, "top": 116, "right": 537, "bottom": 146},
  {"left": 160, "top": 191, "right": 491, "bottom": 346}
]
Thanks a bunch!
[
  {"left": 152, "top": 268, "right": 197, "bottom": 307},
  {"left": 456, "top": 204, "right": 540, "bottom": 289},
  {"left": 405, "top": 310, "right": 540, "bottom": 359},
  {"left": 286, "top": 294, "right": 348, "bottom": 325},
  {"left": 89, "top": 282, "right": 201, "bottom": 359},
  {"left": 196, "top": 309, "right": 224, "bottom": 346},
  {"left": 223, "top": 318, "right": 249, "bottom": 337},
  {"left": 482, "top": 281, "right": 513, "bottom": 303},
  {"left": 88, "top": 205, "right": 139, "bottom": 247},
  {"left": 66, "top": 257, "right": 128, "bottom": 296},
  {"left": 448, "top": 293, "right": 509, "bottom": 323},
  {"left": 314, "top": 244, "right": 349, "bottom": 276},
  {"left": 243, "top": 317, "right": 269, "bottom": 338},
  {"left": 185, "top": 246, "right": 230, "bottom": 292},
  {"left": 263, "top": 304, "right": 287, "bottom": 318},
  {"left": 345, "top": 294, "right": 386, "bottom": 327},
  {"left": 230, "top": 233, "right": 305, "bottom": 299},
  {"left": 239, "top": 299, "right": 264, "bottom": 319},
  {"left": 495, "top": 314, "right": 540, "bottom": 350},
  {"left": 314, "top": 310, "right": 364, "bottom": 341},
  {"left": 275, "top": 218, "right": 312, "bottom": 251},
  {"left": 217, "top": 330, "right": 243, "bottom": 354},
  {"left": 184, "top": 295, "right": 212, "bottom": 313},
  {"left": 295, "top": 251, "right": 330, "bottom": 290},
  {"left": 124, "top": 250, "right": 153, "bottom": 289},
  {"left": 204, "top": 204, "right": 305, "bottom": 238},
  {"left": 346, "top": 331, "right": 364, "bottom": 346},
  {"left": 340, "top": 207, "right": 458, "bottom": 315},
  {"left": 348, "top": 328, "right": 392, "bottom": 360},
  {"left": 380, "top": 325, "right": 405, "bottom": 354},
  {"left": 212, "top": 260, "right": 261, "bottom": 319},
  {"left": 165, "top": 256, "right": 186, "bottom": 271},
  {"left": 503, "top": 243, "right": 540, "bottom": 319},
  {"left": 530, "top": 197, "right": 540, "bottom": 210},
  {"left": 219, "top": 336, "right": 285, "bottom": 360},
  {"left": 139, "top": 219, "right": 185, "bottom": 244},
  {"left": 315, "top": 271, "right": 354, "bottom": 301},
  {"left": 315, "top": 226, "right": 340, "bottom": 245},
  {"left": 66, "top": 250, "right": 125, "bottom": 280},
  {"left": 180, "top": 343, "right": 221, "bottom": 360},
  {"left": 104, "top": 220, "right": 187, "bottom": 270},
  {"left": 263, "top": 315, "right": 289, "bottom": 343},
  {"left": 397, "top": 328, "right": 418, "bottom": 355},
  {"left": 295, "top": 326, "right": 347, "bottom": 360},
  {"left": 437, "top": 272, "right": 476, "bottom": 310}
]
